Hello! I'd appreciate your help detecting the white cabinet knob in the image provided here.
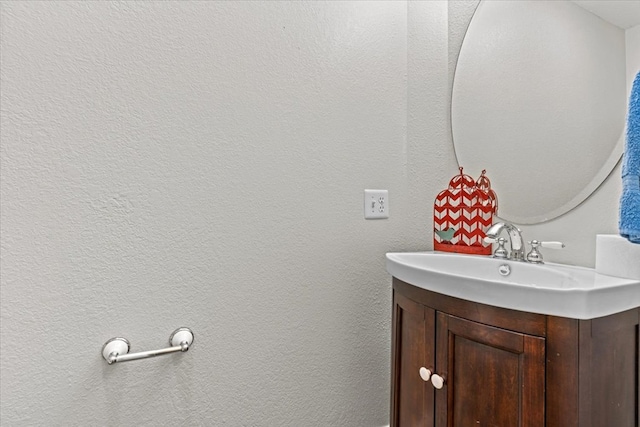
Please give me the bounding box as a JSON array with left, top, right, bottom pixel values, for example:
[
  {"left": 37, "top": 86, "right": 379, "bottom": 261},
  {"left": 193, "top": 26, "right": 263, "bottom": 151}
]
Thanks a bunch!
[
  {"left": 419, "top": 367, "right": 432, "bottom": 381},
  {"left": 431, "top": 374, "right": 445, "bottom": 389}
]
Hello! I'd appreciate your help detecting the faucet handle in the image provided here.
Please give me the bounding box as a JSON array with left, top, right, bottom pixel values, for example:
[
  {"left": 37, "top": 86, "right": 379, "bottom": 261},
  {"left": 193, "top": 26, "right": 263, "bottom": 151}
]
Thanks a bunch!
[
  {"left": 526, "top": 240, "right": 565, "bottom": 263},
  {"left": 484, "top": 236, "right": 509, "bottom": 259},
  {"left": 493, "top": 237, "right": 509, "bottom": 258},
  {"left": 538, "top": 241, "right": 565, "bottom": 250}
]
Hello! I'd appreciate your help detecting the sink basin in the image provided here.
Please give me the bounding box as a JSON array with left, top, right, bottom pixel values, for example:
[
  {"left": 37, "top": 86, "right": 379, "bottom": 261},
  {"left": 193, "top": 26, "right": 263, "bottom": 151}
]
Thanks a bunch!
[{"left": 386, "top": 251, "right": 640, "bottom": 319}]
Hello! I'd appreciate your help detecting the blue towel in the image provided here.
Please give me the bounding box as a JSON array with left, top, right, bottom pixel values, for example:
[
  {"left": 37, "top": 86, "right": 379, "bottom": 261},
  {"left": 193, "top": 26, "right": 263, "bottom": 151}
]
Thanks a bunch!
[{"left": 620, "top": 71, "right": 640, "bottom": 244}]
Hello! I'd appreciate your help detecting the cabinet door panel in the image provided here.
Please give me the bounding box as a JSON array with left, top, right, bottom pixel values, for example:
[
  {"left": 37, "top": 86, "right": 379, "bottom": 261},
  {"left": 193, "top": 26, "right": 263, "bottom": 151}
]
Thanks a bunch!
[
  {"left": 391, "top": 292, "right": 435, "bottom": 427},
  {"left": 436, "top": 313, "right": 545, "bottom": 427}
]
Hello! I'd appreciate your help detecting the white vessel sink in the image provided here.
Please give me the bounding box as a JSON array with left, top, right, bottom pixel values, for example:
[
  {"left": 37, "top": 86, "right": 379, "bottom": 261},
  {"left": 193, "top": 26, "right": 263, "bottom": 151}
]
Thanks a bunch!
[{"left": 386, "top": 251, "right": 640, "bottom": 319}]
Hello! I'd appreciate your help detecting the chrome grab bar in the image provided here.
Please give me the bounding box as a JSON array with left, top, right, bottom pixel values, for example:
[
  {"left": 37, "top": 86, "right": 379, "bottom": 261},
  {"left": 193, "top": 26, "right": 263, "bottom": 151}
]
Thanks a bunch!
[{"left": 102, "top": 327, "right": 194, "bottom": 365}]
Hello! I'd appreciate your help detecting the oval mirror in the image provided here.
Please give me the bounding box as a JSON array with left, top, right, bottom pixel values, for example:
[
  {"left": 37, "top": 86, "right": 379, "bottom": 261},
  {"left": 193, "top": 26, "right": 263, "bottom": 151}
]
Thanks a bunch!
[{"left": 452, "top": 0, "right": 640, "bottom": 224}]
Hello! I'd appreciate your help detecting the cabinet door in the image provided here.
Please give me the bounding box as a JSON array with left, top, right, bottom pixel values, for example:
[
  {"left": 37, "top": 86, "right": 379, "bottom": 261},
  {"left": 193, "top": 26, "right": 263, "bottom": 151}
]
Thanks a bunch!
[
  {"left": 391, "top": 292, "right": 436, "bottom": 427},
  {"left": 435, "top": 313, "right": 545, "bottom": 427}
]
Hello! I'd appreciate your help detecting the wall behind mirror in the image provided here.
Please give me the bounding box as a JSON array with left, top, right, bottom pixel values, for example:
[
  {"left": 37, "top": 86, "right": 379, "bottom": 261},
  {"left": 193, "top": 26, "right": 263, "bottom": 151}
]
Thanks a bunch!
[{"left": 451, "top": 0, "right": 640, "bottom": 224}]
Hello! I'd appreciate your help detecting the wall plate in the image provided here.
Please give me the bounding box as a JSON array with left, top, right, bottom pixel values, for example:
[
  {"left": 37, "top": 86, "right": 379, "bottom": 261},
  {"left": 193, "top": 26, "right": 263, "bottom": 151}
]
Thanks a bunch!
[{"left": 364, "top": 189, "right": 389, "bottom": 219}]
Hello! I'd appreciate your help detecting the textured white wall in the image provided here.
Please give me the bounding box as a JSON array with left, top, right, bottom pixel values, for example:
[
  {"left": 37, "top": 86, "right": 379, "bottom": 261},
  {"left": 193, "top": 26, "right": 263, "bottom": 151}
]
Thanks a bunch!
[
  {"left": 628, "top": 24, "right": 640, "bottom": 90},
  {"left": 3, "top": 1, "right": 628, "bottom": 425},
  {"left": 0, "top": 1, "right": 452, "bottom": 426}
]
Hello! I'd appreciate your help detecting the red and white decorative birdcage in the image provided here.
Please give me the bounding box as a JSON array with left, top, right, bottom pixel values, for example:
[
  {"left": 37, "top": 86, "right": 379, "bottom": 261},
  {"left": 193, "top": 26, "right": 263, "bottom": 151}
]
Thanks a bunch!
[{"left": 433, "top": 167, "right": 498, "bottom": 255}]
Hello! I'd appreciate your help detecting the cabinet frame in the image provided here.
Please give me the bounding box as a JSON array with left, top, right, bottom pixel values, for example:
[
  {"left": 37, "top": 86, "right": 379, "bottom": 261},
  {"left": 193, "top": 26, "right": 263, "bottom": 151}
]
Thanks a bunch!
[{"left": 391, "top": 278, "right": 640, "bottom": 427}]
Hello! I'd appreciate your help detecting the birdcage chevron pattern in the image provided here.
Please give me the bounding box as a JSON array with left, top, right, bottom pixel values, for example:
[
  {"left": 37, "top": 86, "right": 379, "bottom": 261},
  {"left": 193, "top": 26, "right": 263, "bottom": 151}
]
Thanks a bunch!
[{"left": 434, "top": 168, "right": 497, "bottom": 255}]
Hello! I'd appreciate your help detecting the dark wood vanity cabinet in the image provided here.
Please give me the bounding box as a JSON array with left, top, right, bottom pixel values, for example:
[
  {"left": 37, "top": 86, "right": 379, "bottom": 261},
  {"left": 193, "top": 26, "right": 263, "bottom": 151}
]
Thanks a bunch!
[{"left": 390, "top": 278, "right": 640, "bottom": 427}]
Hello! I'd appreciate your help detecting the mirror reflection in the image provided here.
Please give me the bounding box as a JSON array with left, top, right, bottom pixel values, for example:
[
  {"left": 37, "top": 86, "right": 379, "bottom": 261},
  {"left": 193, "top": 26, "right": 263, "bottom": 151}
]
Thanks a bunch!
[{"left": 452, "top": 0, "right": 640, "bottom": 224}]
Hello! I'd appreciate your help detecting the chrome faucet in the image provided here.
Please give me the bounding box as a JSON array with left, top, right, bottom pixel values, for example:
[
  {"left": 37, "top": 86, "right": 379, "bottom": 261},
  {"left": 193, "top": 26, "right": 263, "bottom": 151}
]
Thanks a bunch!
[{"left": 484, "top": 222, "right": 526, "bottom": 261}]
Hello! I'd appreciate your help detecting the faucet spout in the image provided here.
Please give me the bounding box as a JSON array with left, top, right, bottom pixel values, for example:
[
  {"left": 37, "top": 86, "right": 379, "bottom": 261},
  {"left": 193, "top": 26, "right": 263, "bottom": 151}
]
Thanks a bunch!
[{"left": 485, "top": 222, "right": 526, "bottom": 261}]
